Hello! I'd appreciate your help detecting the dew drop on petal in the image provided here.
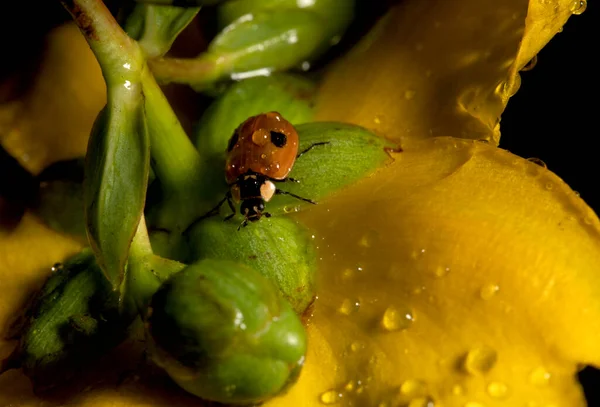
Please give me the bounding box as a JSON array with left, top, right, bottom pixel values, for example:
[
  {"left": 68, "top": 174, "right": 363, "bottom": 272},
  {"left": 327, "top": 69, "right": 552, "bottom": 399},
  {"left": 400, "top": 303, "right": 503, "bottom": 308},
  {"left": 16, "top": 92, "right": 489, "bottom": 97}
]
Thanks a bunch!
[
  {"left": 320, "top": 389, "right": 342, "bottom": 404},
  {"left": 381, "top": 306, "right": 414, "bottom": 331},
  {"left": 487, "top": 381, "right": 509, "bottom": 399},
  {"left": 571, "top": 0, "right": 587, "bottom": 14},
  {"left": 434, "top": 266, "right": 450, "bottom": 278},
  {"left": 338, "top": 298, "right": 361, "bottom": 315},
  {"left": 400, "top": 379, "right": 427, "bottom": 397},
  {"left": 350, "top": 341, "right": 365, "bottom": 352},
  {"left": 527, "top": 157, "right": 546, "bottom": 168},
  {"left": 521, "top": 55, "right": 538, "bottom": 72},
  {"left": 463, "top": 346, "right": 498, "bottom": 375},
  {"left": 529, "top": 366, "right": 551, "bottom": 386},
  {"left": 452, "top": 384, "right": 465, "bottom": 396},
  {"left": 479, "top": 283, "right": 499, "bottom": 300}
]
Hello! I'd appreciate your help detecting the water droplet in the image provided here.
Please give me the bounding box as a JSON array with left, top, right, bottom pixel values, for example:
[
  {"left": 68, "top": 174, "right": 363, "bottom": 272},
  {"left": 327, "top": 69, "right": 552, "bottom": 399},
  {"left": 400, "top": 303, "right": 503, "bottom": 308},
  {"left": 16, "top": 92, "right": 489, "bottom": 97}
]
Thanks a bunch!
[
  {"left": 350, "top": 341, "right": 365, "bottom": 352},
  {"left": 338, "top": 298, "right": 361, "bottom": 315},
  {"left": 400, "top": 379, "right": 427, "bottom": 397},
  {"left": 545, "top": 183, "right": 554, "bottom": 191},
  {"left": 452, "top": 384, "right": 465, "bottom": 396},
  {"left": 503, "top": 74, "right": 521, "bottom": 97},
  {"left": 404, "top": 90, "right": 416, "bottom": 100},
  {"left": 521, "top": 55, "right": 538, "bottom": 71},
  {"left": 434, "top": 266, "right": 450, "bottom": 278},
  {"left": 571, "top": 0, "right": 586, "bottom": 14},
  {"left": 374, "top": 116, "right": 382, "bottom": 124},
  {"left": 381, "top": 306, "right": 414, "bottom": 331},
  {"left": 283, "top": 205, "right": 299, "bottom": 214},
  {"left": 526, "top": 157, "right": 547, "bottom": 168},
  {"left": 320, "top": 389, "right": 342, "bottom": 404},
  {"left": 301, "top": 61, "right": 311, "bottom": 71},
  {"left": 463, "top": 346, "right": 498, "bottom": 375},
  {"left": 557, "top": 26, "right": 564, "bottom": 33},
  {"left": 529, "top": 366, "right": 551, "bottom": 386},
  {"left": 344, "top": 380, "right": 355, "bottom": 392},
  {"left": 487, "top": 381, "right": 509, "bottom": 399},
  {"left": 574, "top": 191, "right": 581, "bottom": 197},
  {"left": 408, "top": 397, "right": 436, "bottom": 407},
  {"left": 51, "top": 263, "right": 64, "bottom": 272},
  {"left": 260, "top": 153, "right": 267, "bottom": 159},
  {"left": 479, "top": 284, "right": 499, "bottom": 300}
]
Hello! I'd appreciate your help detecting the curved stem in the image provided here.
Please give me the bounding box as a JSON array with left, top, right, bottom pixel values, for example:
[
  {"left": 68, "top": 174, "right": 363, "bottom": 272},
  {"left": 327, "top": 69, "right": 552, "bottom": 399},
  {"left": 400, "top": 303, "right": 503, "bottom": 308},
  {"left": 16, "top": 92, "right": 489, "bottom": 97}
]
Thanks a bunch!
[
  {"left": 148, "top": 55, "right": 221, "bottom": 87},
  {"left": 60, "top": 0, "right": 144, "bottom": 84},
  {"left": 127, "top": 216, "right": 186, "bottom": 315}
]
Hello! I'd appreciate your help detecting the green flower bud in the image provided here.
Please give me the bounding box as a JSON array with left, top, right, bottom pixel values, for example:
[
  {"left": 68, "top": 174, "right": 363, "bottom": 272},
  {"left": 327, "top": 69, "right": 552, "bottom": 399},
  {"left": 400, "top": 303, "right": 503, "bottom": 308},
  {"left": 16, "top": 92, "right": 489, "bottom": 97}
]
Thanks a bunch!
[
  {"left": 1, "top": 250, "right": 137, "bottom": 392},
  {"left": 186, "top": 216, "right": 316, "bottom": 314},
  {"left": 146, "top": 259, "right": 307, "bottom": 404},
  {"left": 218, "top": 0, "right": 354, "bottom": 46}
]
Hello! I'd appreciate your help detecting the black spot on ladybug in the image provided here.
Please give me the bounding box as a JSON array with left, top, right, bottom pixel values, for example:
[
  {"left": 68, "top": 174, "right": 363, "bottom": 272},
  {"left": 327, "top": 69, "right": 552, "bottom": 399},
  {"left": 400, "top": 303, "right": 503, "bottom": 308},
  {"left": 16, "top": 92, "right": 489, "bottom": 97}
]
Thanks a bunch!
[
  {"left": 227, "top": 131, "right": 239, "bottom": 152},
  {"left": 270, "top": 131, "right": 287, "bottom": 148}
]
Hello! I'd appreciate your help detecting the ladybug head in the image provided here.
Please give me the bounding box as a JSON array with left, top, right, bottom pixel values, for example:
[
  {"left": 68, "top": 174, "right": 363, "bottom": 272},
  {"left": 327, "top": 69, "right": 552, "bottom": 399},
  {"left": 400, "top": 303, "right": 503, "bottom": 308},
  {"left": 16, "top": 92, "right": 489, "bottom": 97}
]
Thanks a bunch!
[{"left": 241, "top": 198, "right": 267, "bottom": 222}]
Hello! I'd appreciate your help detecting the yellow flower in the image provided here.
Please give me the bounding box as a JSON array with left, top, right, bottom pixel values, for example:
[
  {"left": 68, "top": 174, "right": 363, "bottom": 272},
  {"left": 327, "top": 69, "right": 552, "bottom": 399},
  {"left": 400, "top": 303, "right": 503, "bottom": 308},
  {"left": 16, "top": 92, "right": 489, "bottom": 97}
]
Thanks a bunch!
[{"left": 1, "top": 1, "right": 597, "bottom": 406}]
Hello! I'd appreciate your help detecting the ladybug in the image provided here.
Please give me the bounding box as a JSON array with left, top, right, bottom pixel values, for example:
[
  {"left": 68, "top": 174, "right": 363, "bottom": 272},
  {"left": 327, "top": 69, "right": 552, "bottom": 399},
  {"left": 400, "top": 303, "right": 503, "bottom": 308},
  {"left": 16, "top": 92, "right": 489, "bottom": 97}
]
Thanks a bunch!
[{"left": 202, "top": 112, "right": 328, "bottom": 229}]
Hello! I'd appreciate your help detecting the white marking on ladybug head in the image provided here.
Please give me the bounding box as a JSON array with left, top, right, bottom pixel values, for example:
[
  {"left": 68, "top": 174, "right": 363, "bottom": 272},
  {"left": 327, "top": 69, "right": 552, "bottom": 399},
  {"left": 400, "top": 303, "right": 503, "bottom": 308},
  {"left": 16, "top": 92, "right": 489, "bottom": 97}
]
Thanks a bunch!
[{"left": 260, "top": 180, "right": 276, "bottom": 202}]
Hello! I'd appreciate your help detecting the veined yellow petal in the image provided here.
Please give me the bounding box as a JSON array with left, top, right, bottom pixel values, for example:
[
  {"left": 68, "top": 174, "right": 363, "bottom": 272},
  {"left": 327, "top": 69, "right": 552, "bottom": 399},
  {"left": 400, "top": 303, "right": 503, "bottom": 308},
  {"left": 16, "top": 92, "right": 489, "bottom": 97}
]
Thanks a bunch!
[{"left": 315, "top": 0, "right": 579, "bottom": 145}]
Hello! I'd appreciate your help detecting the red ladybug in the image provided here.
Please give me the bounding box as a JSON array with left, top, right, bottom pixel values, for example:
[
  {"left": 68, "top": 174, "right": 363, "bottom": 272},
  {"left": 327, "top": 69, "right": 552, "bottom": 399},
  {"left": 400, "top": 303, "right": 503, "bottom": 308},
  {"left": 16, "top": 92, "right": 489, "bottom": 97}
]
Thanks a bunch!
[{"left": 203, "top": 112, "right": 327, "bottom": 229}]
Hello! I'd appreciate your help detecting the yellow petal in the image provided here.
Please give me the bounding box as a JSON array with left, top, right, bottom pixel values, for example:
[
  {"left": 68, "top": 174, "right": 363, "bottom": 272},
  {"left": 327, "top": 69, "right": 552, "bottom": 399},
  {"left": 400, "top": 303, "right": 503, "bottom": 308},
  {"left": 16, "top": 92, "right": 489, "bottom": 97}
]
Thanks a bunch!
[
  {"left": 1, "top": 1, "right": 596, "bottom": 406},
  {"left": 315, "top": 0, "right": 579, "bottom": 145},
  {"left": 0, "top": 23, "right": 105, "bottom": 175}
]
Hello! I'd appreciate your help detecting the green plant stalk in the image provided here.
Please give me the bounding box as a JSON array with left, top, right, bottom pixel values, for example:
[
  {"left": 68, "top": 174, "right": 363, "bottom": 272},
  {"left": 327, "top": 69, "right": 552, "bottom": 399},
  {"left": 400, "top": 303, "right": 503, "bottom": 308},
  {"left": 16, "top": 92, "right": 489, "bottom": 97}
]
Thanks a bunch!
[
  {"left": 141, "top": 70, "right": 211, "bottom": 232},
  {"left": 62, "top": 0, "right": 214, "bottom": 235},
  {"left": 127, "top": 215, "right": 187, "bottom": 316}
]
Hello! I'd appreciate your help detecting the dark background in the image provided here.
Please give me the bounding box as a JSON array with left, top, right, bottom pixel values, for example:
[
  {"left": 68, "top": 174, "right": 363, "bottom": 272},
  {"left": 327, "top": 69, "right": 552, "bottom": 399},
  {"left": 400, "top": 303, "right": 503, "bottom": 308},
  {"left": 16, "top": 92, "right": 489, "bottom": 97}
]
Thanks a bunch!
[
  {"left": 1, "top": 0, "right": 599, "bottom": 404},
  {"left": 499, "top": 4, "right": 600, "bottom": 402}
]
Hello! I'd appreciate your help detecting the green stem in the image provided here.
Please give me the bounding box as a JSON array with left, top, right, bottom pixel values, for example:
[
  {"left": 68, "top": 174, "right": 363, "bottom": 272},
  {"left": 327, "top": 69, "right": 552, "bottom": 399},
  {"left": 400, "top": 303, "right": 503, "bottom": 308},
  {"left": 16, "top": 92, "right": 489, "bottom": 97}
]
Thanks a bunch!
[
  {"left": 141, "top": 70, "right": 211, "bottom": 232},
  {"left": 147, "top": 54, "right": 221, "bottom": 86},
  {"left": 63, "top": 0, "right": 212, "bottom": 234},
  {"left": 127, "top": 216, "right": 186, "bottom": 315},
  {"left": 60, "top": 0, "right": 144, "bottom": 84}
]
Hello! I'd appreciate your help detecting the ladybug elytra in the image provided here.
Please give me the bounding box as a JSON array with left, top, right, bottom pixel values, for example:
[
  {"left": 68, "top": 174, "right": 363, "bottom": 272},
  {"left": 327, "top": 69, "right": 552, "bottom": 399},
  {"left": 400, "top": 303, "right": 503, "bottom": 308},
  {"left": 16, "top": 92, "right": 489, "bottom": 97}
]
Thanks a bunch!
[{"left": 201, "top": 112, "right": 327, "bottom": 229}]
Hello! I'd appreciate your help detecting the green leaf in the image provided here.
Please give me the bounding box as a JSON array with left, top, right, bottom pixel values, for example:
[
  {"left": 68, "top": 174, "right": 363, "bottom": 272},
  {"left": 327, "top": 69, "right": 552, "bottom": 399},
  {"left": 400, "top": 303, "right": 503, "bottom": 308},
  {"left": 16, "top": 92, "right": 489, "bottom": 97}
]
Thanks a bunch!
[
  {"left": 84, "top": 86, "right": 150, "bottom": 291},
  {"left": 128, "top": 4, "right": 200, "bottom": 58}
]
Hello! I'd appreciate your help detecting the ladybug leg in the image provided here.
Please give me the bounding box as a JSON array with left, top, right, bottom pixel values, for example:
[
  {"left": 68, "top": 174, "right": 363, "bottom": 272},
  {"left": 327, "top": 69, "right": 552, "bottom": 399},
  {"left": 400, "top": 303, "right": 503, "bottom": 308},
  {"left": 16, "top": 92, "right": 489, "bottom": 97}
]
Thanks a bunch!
[
  {"left": 183, "top": 191, "right": 233, "bottom": 234},
  {"left": 296, "top": 142, "right": 330, "bottom": 159},
  {"left": 275, "top": 189, "right": 317, "bottom": 205},
  {"left": 223, "top": 195, "right": 237, "bottom": 221},
  {"left": 237, "top": 217, "right": 249, "bottom": 231},
  {"left": 275, "top": 177, "right": 300, "bottom": 183}
]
